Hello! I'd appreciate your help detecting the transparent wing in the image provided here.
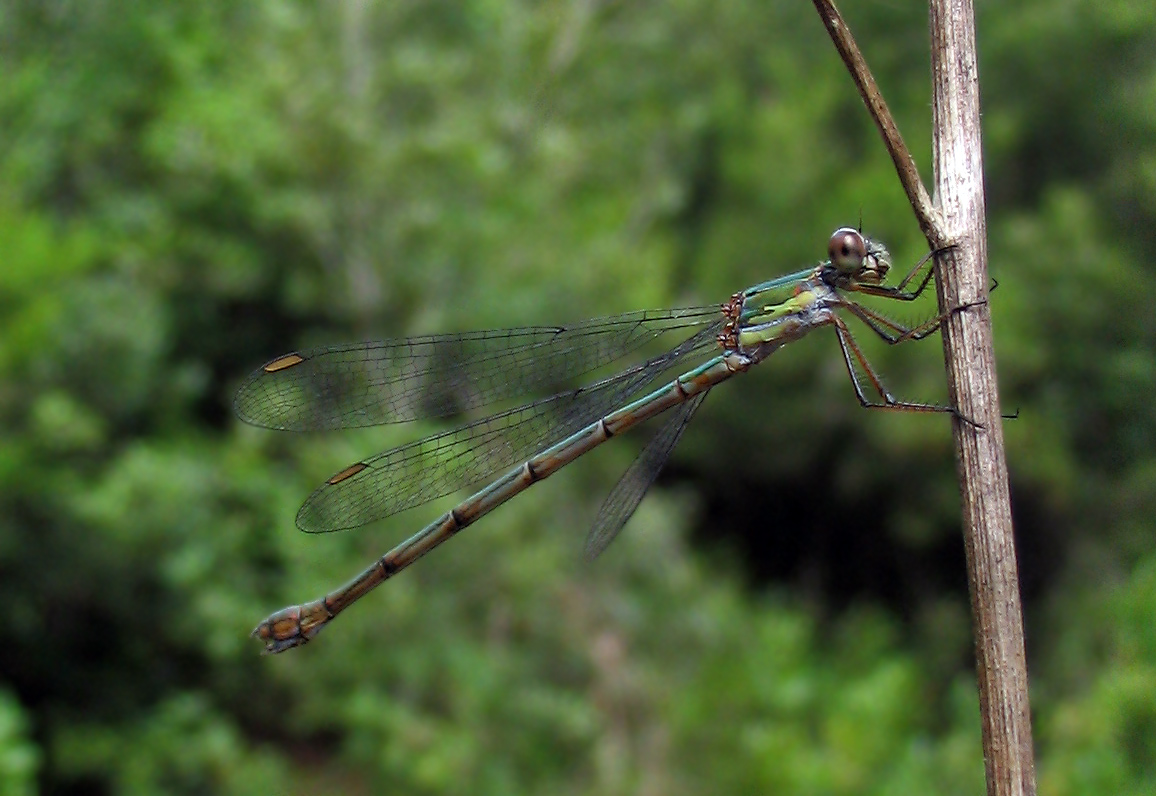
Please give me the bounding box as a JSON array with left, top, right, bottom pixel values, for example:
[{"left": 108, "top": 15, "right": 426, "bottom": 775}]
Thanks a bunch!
[
  {"left": 234, "top": 307, "right": 720, "bottom": 431},
  {"left": 584, "top": 391, "right": 708, "bottom": 560},
  {"left": 297, "top": 324, "right": 722, "bottom": 532}
]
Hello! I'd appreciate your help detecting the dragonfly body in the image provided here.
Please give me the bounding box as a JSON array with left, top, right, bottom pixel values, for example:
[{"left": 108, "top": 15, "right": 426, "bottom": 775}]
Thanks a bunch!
[{"left": 242, "top": 229, "right": 955, "bottom": 653}]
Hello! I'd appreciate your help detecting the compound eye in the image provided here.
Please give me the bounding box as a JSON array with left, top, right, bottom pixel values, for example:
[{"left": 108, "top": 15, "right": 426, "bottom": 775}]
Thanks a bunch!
[{"left": 828, "top": 228, "right": 866, "bottom": 272}]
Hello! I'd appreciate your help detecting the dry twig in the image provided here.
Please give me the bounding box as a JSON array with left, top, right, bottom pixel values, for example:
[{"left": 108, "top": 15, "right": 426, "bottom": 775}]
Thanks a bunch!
[{"left": 810, "top": 1, "right": 1036, "bottom": 794}]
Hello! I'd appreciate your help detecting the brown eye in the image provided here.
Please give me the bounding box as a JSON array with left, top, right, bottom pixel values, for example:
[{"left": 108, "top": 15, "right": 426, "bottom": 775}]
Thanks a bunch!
[{"left": 828, "top": 228, "right": 866, "bottom": 272}]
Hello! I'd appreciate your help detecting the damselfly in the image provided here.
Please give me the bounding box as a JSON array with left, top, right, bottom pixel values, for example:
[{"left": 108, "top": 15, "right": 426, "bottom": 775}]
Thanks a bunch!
[{"left": 237, "top": 228, "right": 961, "bottom": 653}]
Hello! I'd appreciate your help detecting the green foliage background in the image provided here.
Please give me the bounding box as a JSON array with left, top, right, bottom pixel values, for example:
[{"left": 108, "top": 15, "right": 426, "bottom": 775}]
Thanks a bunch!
[{"left": 1, "top": 0, "right": 1154, "bottom": 793}]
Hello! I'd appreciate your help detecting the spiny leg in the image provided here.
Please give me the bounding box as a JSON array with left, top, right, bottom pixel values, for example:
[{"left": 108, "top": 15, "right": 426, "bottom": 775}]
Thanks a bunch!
[
  {"left": 893, "top": 243, "right": 959, "bottom": 291},
  {"left": 842, "top": 295, "right": 989, "bottom": 346},
  {"left": 838, "top": 238, "right": 995, "bottom": 343},
  {"left": 831, "top": 317, "right": 980, "bottom": 427},
  {"left": 853, "top": 245, "right": 942, "bottom": 301}
]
